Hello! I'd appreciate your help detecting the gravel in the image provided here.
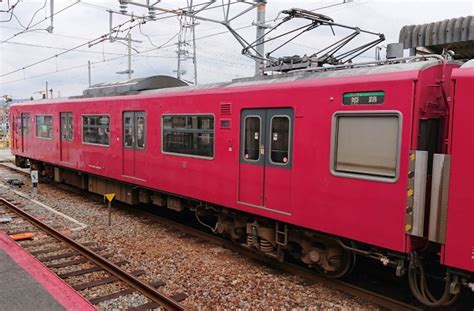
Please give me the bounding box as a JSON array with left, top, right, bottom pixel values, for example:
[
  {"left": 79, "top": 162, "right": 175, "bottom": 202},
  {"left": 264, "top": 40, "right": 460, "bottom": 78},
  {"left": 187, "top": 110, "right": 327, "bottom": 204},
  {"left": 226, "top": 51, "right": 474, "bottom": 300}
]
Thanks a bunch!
[{"left": 0, "top": 165, "right": 380, "bottom": 310}]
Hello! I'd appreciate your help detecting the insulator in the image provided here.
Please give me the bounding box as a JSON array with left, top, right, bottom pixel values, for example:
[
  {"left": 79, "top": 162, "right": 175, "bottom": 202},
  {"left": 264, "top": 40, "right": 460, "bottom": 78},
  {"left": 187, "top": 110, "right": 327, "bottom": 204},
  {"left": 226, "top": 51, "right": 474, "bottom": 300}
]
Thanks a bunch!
[
  {"left": 148, "top": 8, "right": 156, "bottom": 20},
  {"left": 119, "top": 4, "right": 128, "bottom": 14}
]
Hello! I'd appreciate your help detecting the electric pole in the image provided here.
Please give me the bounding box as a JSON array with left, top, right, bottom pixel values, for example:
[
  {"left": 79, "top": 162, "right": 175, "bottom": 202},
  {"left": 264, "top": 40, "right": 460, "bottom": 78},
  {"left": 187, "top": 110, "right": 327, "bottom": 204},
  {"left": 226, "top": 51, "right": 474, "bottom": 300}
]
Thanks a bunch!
[
  {"left": 118, "top": 1, "right": 262, "bottom": 81},
  {"left": 191, "top": 13, "right": 198, "bottom": 84},
  {"left": 127, "top": 33, "right": 132, "bottom": 80},
  {"left": 116, "top": 33, "right": 138, "bottom": 79},
  {"left": 47, "top": 0, "right": 54, "bottom": 33},
  {"left": 88, "top": 60, "right": 92, "bottom": 86},
  {"left": 255, "top": 0, "right": 267, "bottom": 75},
  {"left": 175, "top": 2, "right": 198, "bottom": 85}
]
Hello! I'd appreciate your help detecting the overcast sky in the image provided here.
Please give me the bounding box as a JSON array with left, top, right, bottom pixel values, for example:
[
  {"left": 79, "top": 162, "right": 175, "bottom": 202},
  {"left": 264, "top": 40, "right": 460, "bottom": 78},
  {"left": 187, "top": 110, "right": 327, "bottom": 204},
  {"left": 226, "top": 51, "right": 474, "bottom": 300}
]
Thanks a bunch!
[{"left": 1, "top": 0, "right": 473, "bottom": 99}]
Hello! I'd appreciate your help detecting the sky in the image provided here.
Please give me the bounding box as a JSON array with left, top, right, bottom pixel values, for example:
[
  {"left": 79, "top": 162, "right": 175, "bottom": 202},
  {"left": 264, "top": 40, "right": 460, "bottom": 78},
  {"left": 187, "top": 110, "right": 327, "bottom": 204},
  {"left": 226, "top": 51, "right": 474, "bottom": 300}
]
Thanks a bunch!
[{"left": 0, "top": 0, "right": 473, "bottom": 99}]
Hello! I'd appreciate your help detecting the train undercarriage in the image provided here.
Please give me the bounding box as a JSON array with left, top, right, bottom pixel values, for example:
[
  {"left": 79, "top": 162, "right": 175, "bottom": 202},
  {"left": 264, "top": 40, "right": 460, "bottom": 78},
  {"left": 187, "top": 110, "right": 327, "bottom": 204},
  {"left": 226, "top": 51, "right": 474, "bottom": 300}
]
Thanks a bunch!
[{"left": 15, "top": 155, "right": 471, "bottom": 307}]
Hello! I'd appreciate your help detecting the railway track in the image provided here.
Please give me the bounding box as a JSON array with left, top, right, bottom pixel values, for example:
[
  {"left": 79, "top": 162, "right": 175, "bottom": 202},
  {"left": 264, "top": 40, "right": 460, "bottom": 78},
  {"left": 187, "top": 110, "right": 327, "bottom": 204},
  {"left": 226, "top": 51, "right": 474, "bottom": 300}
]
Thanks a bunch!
[{"left": 0, "top": 197, "right": 187, "bottom": 311}]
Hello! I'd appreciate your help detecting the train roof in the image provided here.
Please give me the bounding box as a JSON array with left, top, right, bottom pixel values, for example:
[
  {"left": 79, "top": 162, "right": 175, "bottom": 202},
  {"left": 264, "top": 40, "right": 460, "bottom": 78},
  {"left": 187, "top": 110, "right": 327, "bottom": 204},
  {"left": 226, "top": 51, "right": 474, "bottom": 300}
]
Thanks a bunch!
[
  {"left": 11, "top": 56, "right": 449, "bottom": 107},
  {"left": 140, "top": 56, "right": 444, "bottom": 95},
  {"left": 461, "top": 59, "right": 474, "bottom": 68}
]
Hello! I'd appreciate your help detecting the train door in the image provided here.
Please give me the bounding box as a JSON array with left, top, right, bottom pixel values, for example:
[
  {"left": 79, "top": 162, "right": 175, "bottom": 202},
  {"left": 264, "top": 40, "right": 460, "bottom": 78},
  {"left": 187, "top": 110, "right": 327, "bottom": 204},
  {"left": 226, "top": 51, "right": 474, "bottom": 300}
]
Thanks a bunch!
[
  {"left": 122, "top": 111, "right": 146, "bottom": 179},
  {"left": 238, "top": 108, "right": 293, "bottom": 214},
  {"left": 20, "top": 113, "right": 30, "bottom": 153},
  {"left": 12, "top": 114, "right": 20, "bottom": 153},
  {"left": 60, "top": 112, "right": 73, "bottom": 163}
]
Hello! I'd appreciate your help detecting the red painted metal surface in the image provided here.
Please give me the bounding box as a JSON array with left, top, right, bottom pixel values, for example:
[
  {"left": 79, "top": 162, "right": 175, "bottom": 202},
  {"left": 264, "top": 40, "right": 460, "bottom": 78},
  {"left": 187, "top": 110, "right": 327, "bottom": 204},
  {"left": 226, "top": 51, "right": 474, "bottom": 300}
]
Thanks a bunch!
[
  {"left": 10, "top": 65, "right": 452, "bottom": 256},
  {"left": 444, "top": 66, "right": 474, "bottom": 272}
]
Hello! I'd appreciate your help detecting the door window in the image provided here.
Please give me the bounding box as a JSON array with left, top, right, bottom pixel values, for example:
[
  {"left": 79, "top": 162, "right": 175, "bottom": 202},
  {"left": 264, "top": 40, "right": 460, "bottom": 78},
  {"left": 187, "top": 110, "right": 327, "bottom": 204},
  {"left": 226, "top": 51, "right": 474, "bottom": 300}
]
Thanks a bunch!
[
  {"left": 61, "top": 112, "right": 73, "bottom": 141},
  {"left": 123, "top": 111, "right": 146, "bottom": 150},
  {"left": 136, "top": 115, "right": 145, "bottom": 149},
  {"left": 21, "top": 113, "right": 30, "bottom": 136},
  {"left": 124, "top": 113, "right": 134, "bottom": 148},
  {"left": 243, "top": 116, "right": 261, "bottom": 161},
  {"left": 270, "top": 116, "right": 290, "bottom": 164},
  {"left": 240, "top": 109, "right": 293, "bottom": 167}
]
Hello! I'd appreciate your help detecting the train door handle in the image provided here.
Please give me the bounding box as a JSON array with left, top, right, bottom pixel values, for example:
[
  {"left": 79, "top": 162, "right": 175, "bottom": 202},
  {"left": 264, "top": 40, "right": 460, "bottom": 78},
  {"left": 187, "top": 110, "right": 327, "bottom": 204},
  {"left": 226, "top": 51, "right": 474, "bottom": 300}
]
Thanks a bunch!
[{"left": 260, "top": 145, "right": 265, "bottom": 155}]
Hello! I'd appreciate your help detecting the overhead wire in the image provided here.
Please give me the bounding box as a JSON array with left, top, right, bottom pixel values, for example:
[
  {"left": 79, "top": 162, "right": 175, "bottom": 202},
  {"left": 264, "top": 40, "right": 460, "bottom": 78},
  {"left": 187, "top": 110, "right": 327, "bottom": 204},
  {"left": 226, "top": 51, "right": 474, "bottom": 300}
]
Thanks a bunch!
[
  {"left": 0, "top": 0, "right": 80, "bottom": 44},
  {"left": 0, "top": 0, "right": 20, "bottom": 23},
  {"left": 1, "top": 1, "right": 361, "bottom": 85},
  {"left": 0, "top": 25, "right": 92, "bottom": 41},
  {"left": 2, "top": 56, "right": 125, "bottom": 86},
  {"left": 1, "top": 0, "right": 254, "bottom": 78},
  {"left": 23, "top": 0, "right": 47, "bottom": 30},
  {"left": 1, "top": 29, "right": 182, "bottom": 85},
  {"left": 0, "top": 40, "right": 176, "bottom": 59},
  {"left": 1, "top": 17, "right": 141, "bottom": 78}
]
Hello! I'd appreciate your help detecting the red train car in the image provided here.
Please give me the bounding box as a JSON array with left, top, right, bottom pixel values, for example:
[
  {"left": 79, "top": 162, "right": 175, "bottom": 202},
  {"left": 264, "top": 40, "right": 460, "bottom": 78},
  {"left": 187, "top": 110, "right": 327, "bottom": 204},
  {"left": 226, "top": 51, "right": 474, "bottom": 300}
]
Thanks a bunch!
[
  {"left": 9, "top": 56, "right": 473, "bottom": 306},
  {"left": 444, "top": 60, "right": 474, "bottom": 274}
]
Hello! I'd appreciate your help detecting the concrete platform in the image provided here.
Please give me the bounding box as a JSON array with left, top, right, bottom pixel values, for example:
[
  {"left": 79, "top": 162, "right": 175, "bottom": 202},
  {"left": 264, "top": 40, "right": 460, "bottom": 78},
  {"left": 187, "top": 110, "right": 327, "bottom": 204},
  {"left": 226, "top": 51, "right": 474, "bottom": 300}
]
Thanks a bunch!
[
  {"left": 0, "top": 231, "right": 95, "bottom": 311},
  {"left": 0, "top": 148, "right": 14, "bottom": 162}
]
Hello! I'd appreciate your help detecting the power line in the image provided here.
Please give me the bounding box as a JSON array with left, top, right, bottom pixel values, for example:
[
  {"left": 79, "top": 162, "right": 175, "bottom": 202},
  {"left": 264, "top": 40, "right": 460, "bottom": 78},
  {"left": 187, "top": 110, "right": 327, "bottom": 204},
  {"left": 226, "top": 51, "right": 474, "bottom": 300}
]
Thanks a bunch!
[
  {"left": 1, "top": 54, "right": 128, "bottom": 86},
  {"left": 0, "top": 31, "right": 182, "bottom": 85},
  {"left": 21, "top": 0, "right": 47, "bottom": 30},
  {"left": 0, "top": 0, "right": 20, "bottom": 23},
  {"left": 0, "top": 1, "right": 80, "bottom": 44},
  {"left": 0, "top": 25, "right": 91, "bottom": 41},
  {"left": 1, "top": 1, "right": 363, "bottom": 85},
  {"left": 1, "top": 40, "right": 176, "bottom": 59},
  {"left": 0, "top": 1, "right": 253, "bottom": 79},
  {"left": 1, "top": 18, "right": 141, "bottom": 78}
]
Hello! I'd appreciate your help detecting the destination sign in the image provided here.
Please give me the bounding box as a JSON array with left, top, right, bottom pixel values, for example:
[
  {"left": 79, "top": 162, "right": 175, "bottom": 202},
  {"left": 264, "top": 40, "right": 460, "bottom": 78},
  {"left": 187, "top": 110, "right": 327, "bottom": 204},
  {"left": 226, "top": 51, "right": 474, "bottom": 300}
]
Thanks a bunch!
[{"left": 343, "top": 91, "right": 385, "bottom": 105}]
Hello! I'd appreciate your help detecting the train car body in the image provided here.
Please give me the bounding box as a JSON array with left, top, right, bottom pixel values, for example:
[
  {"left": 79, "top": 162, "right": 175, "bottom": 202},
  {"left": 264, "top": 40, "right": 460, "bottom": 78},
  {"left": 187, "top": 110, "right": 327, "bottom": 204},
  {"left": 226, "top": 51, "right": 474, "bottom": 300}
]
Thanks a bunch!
[
  {"left": 9, "top": 56, "right": 473, "bottom": 305},
  {"left": 444, "top": 60, "right": 474, "bottom": 273}
]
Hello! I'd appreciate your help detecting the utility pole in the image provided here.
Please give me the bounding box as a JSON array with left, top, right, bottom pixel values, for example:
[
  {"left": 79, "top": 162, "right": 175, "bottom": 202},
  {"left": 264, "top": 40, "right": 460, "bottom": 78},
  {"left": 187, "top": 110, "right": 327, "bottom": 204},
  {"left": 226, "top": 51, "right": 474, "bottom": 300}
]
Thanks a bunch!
[
  {"left": 176, "top": 28, "right": 185, "bottom": 81},
  {"left": 88, "top": 60, "right": 92, "bottom": 86},
  {"left": 127, "top": 33, "right": 132, "bottom": 80},
  {"left": 116, "top": 33, "right": 137, "bottom": 79},
  {"left": 191, "top": 14, "right": 198, "bottom": 84},
  {"left": 174, "top": 1, "right": 198, "bottom": 84},
  {"left": 47, "top": 0, "right": 54, "bottom": 33},
  {"left": 45, "top": 81, "right": 48, "bottom": 99},
  {"left": 119, "top": 1, "right": 262, "bottom": 81},
  {"left": 255, "top": 0, "right": 267, "bottom": 75}
]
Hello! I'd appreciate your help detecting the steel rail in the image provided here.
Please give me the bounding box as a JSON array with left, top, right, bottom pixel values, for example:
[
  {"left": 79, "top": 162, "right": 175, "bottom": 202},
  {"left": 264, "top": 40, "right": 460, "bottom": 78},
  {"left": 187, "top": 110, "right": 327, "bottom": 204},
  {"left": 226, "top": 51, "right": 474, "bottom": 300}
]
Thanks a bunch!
[{"left": 0, "top": 198, "right": 186, "bottom": 311}]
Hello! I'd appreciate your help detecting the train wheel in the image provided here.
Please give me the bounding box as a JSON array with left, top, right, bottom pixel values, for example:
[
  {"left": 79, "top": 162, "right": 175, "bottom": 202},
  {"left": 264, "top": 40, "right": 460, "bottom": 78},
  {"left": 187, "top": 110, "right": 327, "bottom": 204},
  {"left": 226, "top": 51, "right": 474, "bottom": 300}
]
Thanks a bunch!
[{"left": 318, "top": 248, "right": 356, "bottom": 278}]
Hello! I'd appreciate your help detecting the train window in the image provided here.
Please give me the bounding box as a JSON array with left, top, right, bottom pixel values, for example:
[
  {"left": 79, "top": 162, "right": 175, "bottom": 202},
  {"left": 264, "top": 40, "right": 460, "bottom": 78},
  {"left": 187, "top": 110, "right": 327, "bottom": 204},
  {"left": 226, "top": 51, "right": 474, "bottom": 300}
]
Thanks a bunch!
[
  {"left": 61, "top": 112, "right": 73, "bottom": 141},
  {"left": 332, "top": 113, "right": 400, "bottom": 180},
  {"left": 124, "top": 113, "right": 134, "bottom": 148},
  {"left": 243, "top": 116, "right": 260, "bottom": 161},
  {"left": 123, "top": 111, "right": 146, "bottom": 150},
  {"left": 136, "top": 115, "right": 145, "bottom": 149},
  {"left": 36, "top": 115, "right": 53, "bottom": 139},
  {"left": 21, "top": 113, "right": 30, "bottom": 136},
  {"left": 162, "top": 114, "right": 214, "bottom": 158},
  {"left": 270, "top": 116, "right": 290, "bottom": 164},
  {"left": 82, "top": 115, "right": 110, "bottom": 146}
]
